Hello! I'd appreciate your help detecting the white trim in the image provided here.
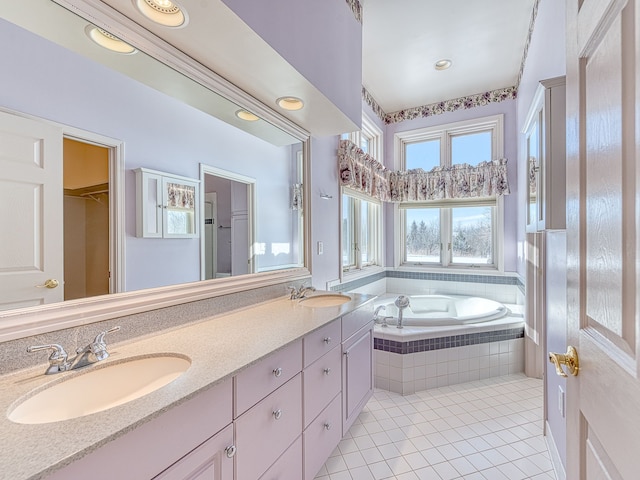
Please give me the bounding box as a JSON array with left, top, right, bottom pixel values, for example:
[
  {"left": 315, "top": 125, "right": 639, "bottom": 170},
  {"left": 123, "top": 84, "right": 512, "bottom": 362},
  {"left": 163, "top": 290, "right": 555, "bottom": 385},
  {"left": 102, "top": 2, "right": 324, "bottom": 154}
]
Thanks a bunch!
[
  {"left": 62, "top": 126, "right": 126, "bottom": 293},
  {"left": 545, "top": 421, "right": 567, "bottom": 480},
  {"left": 199, "top": 164, "right": 257, "bottom": 280},
  {"left": 0, "top": 268, "right": 310, "bottom": 343}
]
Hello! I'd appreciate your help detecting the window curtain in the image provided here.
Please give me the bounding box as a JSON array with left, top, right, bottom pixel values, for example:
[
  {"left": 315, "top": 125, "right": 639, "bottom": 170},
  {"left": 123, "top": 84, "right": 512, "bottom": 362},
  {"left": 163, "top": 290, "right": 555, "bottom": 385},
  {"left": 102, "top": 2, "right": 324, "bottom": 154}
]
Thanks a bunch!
[
  {"left": 166, "top": 183, "right": 195, "bottom": 209},
  {"left": 338, "top": 139, "right": 510, "bottom": 202}
]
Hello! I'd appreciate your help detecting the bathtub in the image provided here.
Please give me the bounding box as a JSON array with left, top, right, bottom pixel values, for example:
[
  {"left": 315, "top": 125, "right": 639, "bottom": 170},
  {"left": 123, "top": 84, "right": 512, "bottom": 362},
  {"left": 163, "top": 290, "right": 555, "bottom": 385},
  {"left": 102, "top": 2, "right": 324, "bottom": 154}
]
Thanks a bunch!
[
  {"left": 372, "top": 294, "right": 524, "bottom": 394},
  {"left": 374, "top": 294, "right": 509, "bottom": 326}
]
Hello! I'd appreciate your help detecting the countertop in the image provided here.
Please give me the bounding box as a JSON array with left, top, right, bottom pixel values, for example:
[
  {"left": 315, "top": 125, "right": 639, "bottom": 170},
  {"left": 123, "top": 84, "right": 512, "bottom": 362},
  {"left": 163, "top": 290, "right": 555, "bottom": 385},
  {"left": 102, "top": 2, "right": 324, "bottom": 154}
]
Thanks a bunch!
[{"left": 0, "top": 292, "right": 375, "bottom": 480}]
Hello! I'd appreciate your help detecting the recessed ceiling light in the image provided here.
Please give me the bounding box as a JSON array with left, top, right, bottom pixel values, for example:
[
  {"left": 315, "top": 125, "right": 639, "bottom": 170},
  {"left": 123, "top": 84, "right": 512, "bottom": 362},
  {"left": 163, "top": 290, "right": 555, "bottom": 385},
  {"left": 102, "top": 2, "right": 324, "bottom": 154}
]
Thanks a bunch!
[
  {"left": 434, "top": 59, "right": 452, "bottom": 71},
  {"left": 85, "top": 25, "right": 137, "bottom": 54},
  {"left": 134, "top": 0, "right": 187, "bottom": 27},
  {"left": 276, "top": 97, "right": 304, "bottom": 111},
  {"left": 235, "top": 110, "right": 260, "bottom": 122}
]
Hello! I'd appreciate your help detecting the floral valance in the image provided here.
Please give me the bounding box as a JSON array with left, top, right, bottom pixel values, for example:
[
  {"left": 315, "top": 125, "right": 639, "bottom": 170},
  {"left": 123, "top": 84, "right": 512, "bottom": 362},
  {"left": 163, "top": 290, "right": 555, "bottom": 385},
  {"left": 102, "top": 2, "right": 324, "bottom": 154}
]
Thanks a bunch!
[
  {"left": 338, "top": 139, "right": 391, "bottom": 201},
  {"left": 338, "top": 139, "right": 510, "bottom": 202},
  {"left": 167, "top": 183, "right": 195, "bottom": 209}
]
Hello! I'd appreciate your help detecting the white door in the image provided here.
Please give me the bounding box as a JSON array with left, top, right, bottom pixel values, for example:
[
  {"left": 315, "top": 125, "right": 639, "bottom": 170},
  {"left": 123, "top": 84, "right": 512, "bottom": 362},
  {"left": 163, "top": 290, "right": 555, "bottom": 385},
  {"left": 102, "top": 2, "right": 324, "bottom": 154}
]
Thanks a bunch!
[
  {"left": 0, "top": 111, "right": 63, "bottom": 309},
  {"left": 565, "top": 1, "right": 640, "bottom": 478}
]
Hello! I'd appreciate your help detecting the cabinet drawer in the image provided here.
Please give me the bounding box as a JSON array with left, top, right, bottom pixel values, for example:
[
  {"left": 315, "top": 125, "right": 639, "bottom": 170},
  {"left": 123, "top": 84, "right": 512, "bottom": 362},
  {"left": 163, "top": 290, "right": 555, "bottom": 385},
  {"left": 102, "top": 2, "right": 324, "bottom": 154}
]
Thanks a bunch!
[
  {"left": 234, "top": 339, "right": 302, "bottom": 417},
  {"left": 258, "top": 436, "right": 302, "bottom": 480},
  {"left": 235, "top": 374, "right": 302, "bottom": 480},
  {"left": 303, "top": 393, "right": 342, "bottom": 480},
  {"left": 303, "top": 345, "right": 341, "bottom": 428},
  {"left": 341, "top": 303, "right": 374, "bottom": 341},
  {"left": 303, "top": 319, "right": 341, "bottom": 368}
]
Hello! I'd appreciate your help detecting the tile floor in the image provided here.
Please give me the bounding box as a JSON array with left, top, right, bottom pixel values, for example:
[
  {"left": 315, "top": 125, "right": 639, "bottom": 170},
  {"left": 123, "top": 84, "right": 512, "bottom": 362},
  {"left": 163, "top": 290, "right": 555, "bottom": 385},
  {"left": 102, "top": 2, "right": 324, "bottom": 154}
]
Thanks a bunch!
[{"left": 315, "top": 374, "right": 556, "bottom": 480}]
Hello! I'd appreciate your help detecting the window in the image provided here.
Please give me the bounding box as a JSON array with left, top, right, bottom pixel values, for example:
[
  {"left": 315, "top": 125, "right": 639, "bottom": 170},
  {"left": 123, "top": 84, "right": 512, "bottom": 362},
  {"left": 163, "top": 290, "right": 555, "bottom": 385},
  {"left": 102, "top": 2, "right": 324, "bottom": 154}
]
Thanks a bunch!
[
  {"left": 395, "top": 115, "right": 504, "bottom": 270},
  {"left": 342, "top": 190, "right": 381, "bottom": 271},
  {"left": 341, "top": 113, "right": 384, "bottom": 273}
]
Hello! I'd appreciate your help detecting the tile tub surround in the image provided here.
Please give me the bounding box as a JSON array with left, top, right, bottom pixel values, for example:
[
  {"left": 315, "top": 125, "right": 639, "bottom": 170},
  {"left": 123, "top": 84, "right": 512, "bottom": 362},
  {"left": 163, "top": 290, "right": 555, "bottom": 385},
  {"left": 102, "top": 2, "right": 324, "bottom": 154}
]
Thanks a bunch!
[
  {"left": 0, "top": 292, "right": 375, "bottom": 480},
  {"left": 374, "top": 309, "right": 525, "bottom": 395},
  {"left": 331, "top": 269, "right": 524, "bottom": 305}
]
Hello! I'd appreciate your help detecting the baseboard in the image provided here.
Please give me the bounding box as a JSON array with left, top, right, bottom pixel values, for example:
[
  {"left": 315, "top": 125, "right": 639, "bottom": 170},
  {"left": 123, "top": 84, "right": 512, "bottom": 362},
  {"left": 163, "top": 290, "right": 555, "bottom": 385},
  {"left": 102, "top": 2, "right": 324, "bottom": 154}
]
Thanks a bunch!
[{"left": 545, "top": 420, "right": 566, "bottom": 480}]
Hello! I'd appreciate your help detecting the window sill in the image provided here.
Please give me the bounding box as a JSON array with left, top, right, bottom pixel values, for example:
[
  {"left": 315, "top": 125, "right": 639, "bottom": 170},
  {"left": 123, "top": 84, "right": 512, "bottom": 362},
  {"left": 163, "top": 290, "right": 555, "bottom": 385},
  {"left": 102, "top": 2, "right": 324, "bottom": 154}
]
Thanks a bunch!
[
  {"left": 397, "top": 264, "right": 508, "bottom": 275},
  {"left": 341, "top": 265, "right": 386, "bottom": 281}
]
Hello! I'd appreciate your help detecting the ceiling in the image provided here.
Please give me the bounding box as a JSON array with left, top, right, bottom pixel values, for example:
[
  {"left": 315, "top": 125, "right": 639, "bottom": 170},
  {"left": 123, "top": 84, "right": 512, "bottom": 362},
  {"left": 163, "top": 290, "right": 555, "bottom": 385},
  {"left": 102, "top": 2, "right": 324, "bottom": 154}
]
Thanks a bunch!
[{"left": 361, "top": 0, "right": 536, "bottom": 114}]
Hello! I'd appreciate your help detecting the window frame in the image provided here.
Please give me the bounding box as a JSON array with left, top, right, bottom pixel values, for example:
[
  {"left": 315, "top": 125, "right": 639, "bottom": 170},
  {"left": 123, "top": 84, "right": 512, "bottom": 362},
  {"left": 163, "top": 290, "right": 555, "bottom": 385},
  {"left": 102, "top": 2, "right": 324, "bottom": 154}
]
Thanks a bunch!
[
  {"left": 339, "top": 113, "right": 384, "bottom": 279},
  {"left": 393, "top": 115, "right": 505, "bottom": 272},
  {"left": 341, "top": 188, "right": 383, "bottom": 274}
]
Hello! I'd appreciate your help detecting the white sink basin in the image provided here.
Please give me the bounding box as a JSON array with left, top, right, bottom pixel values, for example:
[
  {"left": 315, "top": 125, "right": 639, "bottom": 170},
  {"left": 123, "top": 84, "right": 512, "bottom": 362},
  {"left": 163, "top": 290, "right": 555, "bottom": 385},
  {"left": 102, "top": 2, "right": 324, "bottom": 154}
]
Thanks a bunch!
[
  {"left": 8, "top": 354, "right": 191, "bottom": 425},
  {"left": 299, "top": 294, "right": 351, "bottom": 308}
]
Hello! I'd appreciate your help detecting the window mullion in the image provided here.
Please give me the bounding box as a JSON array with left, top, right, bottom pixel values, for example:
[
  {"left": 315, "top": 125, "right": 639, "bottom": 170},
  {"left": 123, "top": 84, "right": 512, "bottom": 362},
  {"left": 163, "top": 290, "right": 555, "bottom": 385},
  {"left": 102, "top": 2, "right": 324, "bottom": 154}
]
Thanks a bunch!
[{"left": 442, "top": 208, "right": 452, "bottom": 266}]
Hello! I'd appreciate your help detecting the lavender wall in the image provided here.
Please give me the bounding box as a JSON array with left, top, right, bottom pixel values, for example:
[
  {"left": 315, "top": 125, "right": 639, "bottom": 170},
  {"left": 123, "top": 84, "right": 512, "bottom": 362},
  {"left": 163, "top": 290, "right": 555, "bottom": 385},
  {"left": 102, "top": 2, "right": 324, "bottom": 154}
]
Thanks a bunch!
[
  {"left": 310, "top": 136, "right": 342, "bottom": 289},
  {"left": 383, "top": 100, "right": 519, "bottom": 273},
  {"left": 516, "top": 0, "right": 567, "bottom": 472},
  {"left": 221, "top": 0, "right": 362, "bottom": 127},
  {"left": 0, "top": 19, "right": 296, "bottom": 292},
  {"left": 516, "top": 0, "right": 566, "bottom": 277}
]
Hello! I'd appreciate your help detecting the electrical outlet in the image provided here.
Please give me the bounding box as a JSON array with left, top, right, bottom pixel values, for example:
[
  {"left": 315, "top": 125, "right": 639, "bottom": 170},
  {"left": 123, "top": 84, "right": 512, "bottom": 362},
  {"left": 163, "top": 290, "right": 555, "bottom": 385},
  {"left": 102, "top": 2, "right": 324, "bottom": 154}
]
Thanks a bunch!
[
  {"left": 317, "top": 241, "right": 323, "bottom": 255},
  {"left": 558, "top": 385, "right": 565, "bottom": 418}
]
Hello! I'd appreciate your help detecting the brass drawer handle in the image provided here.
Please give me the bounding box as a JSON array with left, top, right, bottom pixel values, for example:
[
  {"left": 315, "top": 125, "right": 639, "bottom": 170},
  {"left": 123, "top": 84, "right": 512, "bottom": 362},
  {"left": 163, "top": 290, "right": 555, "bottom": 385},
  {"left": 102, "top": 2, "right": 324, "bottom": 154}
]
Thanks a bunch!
[{"left": 549, "top": 346, "right": 579, "bottom": 377}]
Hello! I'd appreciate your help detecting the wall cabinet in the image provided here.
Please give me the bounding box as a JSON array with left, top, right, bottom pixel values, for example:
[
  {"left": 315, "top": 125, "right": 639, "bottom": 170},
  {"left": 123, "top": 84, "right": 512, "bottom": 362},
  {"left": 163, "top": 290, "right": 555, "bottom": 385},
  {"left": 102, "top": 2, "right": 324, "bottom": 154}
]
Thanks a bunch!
[
  {"left": 524, "top": 76, "right": 566, "bottom": 232},
  {"left": 135, "top": 167, "right": 200, "bottom": 238}
]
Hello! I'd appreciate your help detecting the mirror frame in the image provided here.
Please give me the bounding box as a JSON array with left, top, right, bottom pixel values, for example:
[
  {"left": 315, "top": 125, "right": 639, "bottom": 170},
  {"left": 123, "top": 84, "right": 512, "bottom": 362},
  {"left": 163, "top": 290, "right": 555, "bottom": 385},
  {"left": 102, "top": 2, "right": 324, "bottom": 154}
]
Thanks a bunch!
[{"left": 0, "top": 0, "right": 312, "bottom": 343}]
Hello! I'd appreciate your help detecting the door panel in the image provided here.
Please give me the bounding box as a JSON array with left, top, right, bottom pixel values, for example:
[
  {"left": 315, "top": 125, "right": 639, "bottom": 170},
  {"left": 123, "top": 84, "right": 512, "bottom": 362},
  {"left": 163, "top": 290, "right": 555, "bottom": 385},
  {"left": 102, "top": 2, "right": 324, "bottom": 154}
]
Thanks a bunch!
[
  {"left": 566, "top": 0, "right": 640, "bottom": 478},
  {"left": 0, "top": 111, "right": 63, "bottom": 308}
]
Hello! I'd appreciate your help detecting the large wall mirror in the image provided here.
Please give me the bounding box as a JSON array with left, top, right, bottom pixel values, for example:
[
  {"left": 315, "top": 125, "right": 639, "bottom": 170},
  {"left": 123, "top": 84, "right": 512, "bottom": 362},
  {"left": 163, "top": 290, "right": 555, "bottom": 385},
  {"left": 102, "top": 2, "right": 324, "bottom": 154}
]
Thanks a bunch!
[{"left": 0, "top": 0, "right": 310, "bottom": 338}]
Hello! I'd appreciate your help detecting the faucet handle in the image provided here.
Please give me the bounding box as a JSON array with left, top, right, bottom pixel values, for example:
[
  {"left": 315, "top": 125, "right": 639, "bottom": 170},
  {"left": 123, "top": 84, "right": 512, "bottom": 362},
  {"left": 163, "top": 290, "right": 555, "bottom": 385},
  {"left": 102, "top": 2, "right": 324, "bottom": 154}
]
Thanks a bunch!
[
  {"left": 27, "top": 344, "right": 70, "bottom": 373},
  {"left": 93, "top": 326, "right": 121, "bottom": 346}
]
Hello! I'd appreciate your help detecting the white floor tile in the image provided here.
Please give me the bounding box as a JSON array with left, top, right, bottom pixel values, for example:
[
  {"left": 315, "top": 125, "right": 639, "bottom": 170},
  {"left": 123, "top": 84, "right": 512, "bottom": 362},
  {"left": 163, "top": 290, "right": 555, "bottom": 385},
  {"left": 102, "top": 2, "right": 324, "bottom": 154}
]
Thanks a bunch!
[{"left": 319, "top": 374, "right": 556, "bottom": 480}]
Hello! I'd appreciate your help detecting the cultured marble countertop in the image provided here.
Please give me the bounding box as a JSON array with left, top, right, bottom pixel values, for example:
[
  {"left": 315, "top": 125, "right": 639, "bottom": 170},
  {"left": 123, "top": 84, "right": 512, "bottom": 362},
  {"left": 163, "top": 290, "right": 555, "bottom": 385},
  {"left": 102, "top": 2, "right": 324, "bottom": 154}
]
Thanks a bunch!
[{"left": 0, "top": 292, "right": 375, "bottom": 480}]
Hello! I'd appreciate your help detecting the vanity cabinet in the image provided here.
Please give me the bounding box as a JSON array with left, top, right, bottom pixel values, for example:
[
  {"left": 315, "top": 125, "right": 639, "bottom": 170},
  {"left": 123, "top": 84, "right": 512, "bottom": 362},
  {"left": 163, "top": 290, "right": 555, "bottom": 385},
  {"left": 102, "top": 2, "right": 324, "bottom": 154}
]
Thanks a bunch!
[
  {"left": 135, "top": 167, "right": 200, "bottom": 238},
  {"left": 40, "top": 303, "right": 375, "bottom": 480},
  {"left": 524, "top": 76, "right": 566, "bottom": 232}
]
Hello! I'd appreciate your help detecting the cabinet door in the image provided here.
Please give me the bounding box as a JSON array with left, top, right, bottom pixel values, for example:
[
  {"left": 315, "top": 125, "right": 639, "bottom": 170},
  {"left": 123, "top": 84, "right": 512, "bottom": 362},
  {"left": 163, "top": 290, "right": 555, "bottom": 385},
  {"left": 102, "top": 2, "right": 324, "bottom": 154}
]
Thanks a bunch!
[
  {"left": 153, "top": 424, "right": 234, "bottom": 480},
  {"left": 136, "top": 170, "right": 163, "bottom": 238},
  {"left": 342, "top": 323, "right": 374, "bottom": 435}
]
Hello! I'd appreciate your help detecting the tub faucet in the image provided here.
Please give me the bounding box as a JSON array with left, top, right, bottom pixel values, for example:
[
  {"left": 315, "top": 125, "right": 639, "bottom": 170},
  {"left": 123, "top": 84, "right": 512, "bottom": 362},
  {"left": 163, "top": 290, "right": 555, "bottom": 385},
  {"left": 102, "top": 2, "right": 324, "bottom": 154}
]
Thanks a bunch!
[{"left": 394, "top": 295, "right": 410, "bottom": 329}]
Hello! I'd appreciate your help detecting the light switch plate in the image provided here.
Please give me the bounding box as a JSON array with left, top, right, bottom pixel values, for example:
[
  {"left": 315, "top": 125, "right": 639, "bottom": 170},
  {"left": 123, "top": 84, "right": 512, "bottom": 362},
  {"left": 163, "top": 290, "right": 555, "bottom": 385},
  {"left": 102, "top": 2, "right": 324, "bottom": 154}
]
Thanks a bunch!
[{"left": 317, "top": 241, "right": 323, "bottom": 255}]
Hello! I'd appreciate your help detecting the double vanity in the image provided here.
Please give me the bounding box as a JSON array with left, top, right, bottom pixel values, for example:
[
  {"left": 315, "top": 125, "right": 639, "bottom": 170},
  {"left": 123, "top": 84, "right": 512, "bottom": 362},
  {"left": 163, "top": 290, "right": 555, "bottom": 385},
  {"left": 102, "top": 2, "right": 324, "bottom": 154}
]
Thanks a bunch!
[{"left": 0, "top": 292, "right": 375, "bottom": 480}]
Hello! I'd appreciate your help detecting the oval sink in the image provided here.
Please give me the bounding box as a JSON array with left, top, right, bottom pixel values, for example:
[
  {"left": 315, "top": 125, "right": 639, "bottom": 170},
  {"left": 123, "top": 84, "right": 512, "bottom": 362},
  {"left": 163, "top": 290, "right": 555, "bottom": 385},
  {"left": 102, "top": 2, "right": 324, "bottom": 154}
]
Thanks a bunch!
[
  {"left": 299, "top": 294, "right": 351, "bottom": 308},
  {"left": 8, "top": 354, "right": 191, "bottom": 425}
]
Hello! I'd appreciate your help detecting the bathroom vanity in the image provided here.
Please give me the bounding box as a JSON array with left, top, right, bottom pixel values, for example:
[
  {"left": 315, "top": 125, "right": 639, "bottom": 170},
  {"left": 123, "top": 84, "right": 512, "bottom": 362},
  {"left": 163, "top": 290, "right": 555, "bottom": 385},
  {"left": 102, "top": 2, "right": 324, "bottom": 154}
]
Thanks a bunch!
[{"left": 0, "top": 293, "right": 375, "bottom": 480}]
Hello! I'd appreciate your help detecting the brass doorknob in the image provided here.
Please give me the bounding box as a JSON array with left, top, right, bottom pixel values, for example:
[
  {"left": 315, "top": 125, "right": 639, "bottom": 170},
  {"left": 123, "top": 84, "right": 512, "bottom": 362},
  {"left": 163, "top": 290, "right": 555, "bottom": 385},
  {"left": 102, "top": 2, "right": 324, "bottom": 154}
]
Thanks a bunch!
[
  {"left": 35, "top": 279, "right": 59, "bottom": 289},
  {"left": 549, "top": 346, "right": 579, "bottom": 377}
]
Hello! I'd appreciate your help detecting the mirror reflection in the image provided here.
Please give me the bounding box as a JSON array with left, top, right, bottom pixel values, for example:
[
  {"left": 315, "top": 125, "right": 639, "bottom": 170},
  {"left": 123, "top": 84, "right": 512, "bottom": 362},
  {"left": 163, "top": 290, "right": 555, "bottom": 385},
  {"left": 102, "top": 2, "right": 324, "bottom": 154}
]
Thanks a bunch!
[{"left": 0, "top": 0, "right": 306, "bottom": 312}]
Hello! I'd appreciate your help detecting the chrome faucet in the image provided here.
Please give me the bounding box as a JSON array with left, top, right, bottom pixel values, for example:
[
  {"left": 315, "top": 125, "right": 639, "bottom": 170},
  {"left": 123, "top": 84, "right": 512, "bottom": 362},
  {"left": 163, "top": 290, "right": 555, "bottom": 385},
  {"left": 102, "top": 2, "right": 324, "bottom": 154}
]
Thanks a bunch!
[
  {"left": 373, "top": 305, "right": 393, "bottom": 328},
  {"left": 26, "top": 344, "right": 72, "bottom": 374},
  {"left": 288, "top": 284, "right": 316, "bottom": 300},
  {"left": 76, "top": 326, "right": 121, "bottom": 364},
  {"left": 394, "top": 295, "right": 411, "bottom": 329},
  {"left": 27, "top": 326, "right": 121, "bottom": 374}
]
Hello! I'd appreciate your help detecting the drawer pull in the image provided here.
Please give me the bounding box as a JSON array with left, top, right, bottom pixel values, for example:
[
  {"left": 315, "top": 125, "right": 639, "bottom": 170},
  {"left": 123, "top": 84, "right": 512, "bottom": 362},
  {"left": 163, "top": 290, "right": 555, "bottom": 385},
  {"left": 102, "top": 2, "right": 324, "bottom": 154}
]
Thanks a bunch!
[
  {"left": 224, "top": 445, "right": 236, "bottom": 458},
  {"left": 323, "top": 337, "right": 332, "bottom": 344},
  {"left": 273, "top": 409, "right": 283, "bottom": 420},
  {"left": 324, "top": 422, "right": 331, "bottom": 430},
  {"left": 323, "top": 368, "right": 331, "bottom": 375},
  {"left": 273, "top": 367, "right": 283, "bottom": 378}
]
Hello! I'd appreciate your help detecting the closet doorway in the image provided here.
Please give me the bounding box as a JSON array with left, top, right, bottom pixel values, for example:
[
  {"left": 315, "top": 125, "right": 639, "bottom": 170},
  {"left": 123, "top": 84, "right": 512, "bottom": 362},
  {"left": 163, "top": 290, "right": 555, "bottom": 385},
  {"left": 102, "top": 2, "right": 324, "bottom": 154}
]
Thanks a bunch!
[{"left": 63, "top": 138, "right": 112, "bottom": 300}]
